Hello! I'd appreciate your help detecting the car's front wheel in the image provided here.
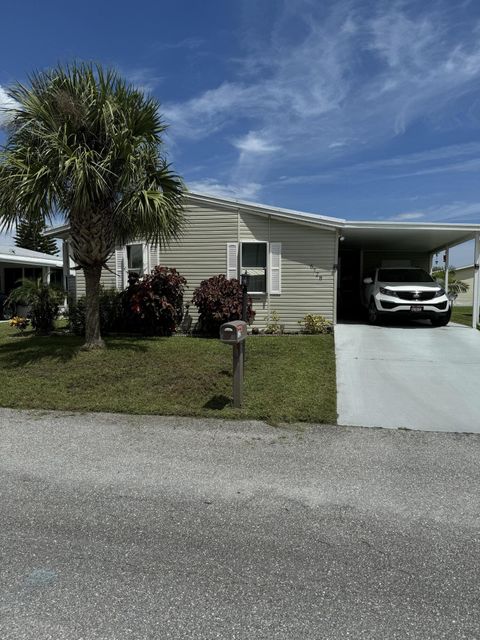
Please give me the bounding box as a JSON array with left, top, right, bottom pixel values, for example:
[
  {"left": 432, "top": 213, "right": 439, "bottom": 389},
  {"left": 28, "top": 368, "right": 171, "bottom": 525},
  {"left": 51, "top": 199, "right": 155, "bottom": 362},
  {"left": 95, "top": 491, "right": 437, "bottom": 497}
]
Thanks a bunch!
[
  {"left": 368, "top": 299, "right": 379, "bottom": 324},
  {"left": 431, "top": 308, "right": 451, "bottom": 327}
]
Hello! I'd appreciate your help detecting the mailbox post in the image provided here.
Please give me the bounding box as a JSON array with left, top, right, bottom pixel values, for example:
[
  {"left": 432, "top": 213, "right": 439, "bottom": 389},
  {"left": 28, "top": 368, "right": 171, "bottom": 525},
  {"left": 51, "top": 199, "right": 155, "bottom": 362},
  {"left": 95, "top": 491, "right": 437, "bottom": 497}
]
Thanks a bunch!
[{"left": 219, "top": 320, "right": 247, "bottom": 408}]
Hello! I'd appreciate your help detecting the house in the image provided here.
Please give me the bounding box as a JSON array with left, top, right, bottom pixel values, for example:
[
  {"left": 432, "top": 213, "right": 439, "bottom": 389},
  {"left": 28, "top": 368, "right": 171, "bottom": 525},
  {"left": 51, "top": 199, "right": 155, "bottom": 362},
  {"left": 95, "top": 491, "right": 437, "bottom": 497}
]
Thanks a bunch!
[
  {"left": 45, "top": 191, "right": 480, "bottom": 330},
  {"left": 452, "top": 265, "right": 475, "bottom": 306},
  {"left": 0, "top": 245, "right": 63, "bottom": 296}
]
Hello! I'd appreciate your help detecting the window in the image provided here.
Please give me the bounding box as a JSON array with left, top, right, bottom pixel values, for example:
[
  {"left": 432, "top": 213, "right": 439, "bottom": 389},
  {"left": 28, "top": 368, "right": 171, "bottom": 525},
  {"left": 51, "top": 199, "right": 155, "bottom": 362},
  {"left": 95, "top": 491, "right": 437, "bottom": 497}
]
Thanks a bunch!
[
  {"left": 241, "top": 242, "right": 267, "bottom": 293},
  {"left": 127, "top": 244, "right": 144, "bottom": 277}
]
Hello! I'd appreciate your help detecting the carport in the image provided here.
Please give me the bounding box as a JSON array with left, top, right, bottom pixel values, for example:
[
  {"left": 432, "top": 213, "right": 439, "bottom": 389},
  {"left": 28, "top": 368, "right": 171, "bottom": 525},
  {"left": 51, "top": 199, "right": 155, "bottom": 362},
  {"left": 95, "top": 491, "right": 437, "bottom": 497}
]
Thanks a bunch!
[{"left": 337, "top": 221, "right": 480, "bottom": 327}]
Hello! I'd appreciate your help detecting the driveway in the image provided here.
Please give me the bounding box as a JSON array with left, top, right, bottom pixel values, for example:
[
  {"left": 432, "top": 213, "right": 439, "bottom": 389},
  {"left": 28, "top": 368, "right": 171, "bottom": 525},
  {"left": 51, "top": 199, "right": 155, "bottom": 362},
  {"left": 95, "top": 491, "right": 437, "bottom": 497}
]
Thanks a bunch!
[
  {"left": 336, "top": 322, "right": 480, "bottom": 432},
  {"left": 0, "top": 409, "right": 479, "bottom": 639}
]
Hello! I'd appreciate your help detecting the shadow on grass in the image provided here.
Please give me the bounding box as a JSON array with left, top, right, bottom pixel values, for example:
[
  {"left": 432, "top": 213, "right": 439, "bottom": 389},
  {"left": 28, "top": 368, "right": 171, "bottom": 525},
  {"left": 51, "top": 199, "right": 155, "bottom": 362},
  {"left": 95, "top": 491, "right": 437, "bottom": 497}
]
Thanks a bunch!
[
  {"left": 0, "top": 335, "right": 150, "bottom": 367},
  {"left": 203, "top": 394, "right": 232, "bottom": 410}
]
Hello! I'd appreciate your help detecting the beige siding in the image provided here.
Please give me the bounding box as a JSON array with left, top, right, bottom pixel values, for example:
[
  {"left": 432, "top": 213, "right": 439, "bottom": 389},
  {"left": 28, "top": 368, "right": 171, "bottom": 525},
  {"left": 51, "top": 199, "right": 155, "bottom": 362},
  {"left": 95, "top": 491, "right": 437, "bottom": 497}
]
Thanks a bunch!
[
  {"left": 66, "top": 201, "right": 338, "bottom": 330},
  {"left": 73, "top": 251, "right": 117, "bottom": 298},
  {"left": 454, "top": 267, "right": 474, "bottom": 306},
  {"left": 161, "top": 203, "right": 337, "bottom": 331}
]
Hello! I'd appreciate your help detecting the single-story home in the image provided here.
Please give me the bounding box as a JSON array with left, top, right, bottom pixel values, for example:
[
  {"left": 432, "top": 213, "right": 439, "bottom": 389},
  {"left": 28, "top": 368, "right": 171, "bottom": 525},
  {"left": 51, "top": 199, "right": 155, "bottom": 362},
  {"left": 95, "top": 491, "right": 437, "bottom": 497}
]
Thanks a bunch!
[
  {"left": 0, "top": 245, "right": 63, "bottom": 296},
  {"left": 46, "top": 192, "right": 480, "bottom": 329},
  {"left": 452, "top": 265, "right": 475, "bottom": 306}
]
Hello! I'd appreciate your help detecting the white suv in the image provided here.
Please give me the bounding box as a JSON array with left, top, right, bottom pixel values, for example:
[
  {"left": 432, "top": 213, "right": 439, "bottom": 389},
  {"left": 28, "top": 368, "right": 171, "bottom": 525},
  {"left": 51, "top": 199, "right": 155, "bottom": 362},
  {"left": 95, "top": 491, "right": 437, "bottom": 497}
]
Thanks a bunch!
[{"left": 362, "top": 267, "right": 451, "bottom": 326}]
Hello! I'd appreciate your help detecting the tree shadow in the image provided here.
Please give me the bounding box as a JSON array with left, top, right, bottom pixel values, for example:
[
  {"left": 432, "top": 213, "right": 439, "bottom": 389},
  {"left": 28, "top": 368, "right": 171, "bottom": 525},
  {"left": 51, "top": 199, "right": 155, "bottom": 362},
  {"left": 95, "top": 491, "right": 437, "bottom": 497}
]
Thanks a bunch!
[
  {"left": 203, "top": 394, "right": 231, "bottom": 410},
  {"left": 0, "top": 335, "right": 149, "bottom": 368}
]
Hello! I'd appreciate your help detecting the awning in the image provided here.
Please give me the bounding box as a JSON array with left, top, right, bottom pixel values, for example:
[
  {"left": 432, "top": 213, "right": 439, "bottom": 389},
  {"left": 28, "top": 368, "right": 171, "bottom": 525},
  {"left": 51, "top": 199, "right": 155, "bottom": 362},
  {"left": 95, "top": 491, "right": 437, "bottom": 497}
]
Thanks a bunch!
[{"left": 341, "top": 222, "right": 479, "bottom": 253}]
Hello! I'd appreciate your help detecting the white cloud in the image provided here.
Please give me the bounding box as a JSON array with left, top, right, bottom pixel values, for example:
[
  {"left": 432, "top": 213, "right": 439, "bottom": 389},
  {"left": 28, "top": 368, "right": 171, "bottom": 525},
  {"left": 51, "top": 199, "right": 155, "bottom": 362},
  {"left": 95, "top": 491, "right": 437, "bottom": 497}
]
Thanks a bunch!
[
  {"left": 276, "top": 142, "right": 480, "bottom": 185},
  {"left": 233, "top": 131, "right": 280, "bottom": 154},
  {"left": 188, "top": 179, "right": 262, "bottom": 201},
  {"left": 0, "top": 85, "right": 19, "bottom": 127},
  {"left": 165, "top": 2, "right": 480, "bottom": 195},
  {"left": 388, "top": 212, "right": 425, "bottom": 221},
  {"left": 392, "top": 201, "right": 480, "bottom": 223},
  {"left": 122, "top": 68, "right": 163, "bottom": 94}
]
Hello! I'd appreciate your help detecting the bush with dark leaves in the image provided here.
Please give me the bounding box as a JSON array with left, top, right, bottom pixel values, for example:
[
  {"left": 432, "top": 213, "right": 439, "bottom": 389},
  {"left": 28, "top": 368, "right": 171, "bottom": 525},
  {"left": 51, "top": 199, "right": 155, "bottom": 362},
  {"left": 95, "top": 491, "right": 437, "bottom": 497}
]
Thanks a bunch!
[{"left": 192, "top": 274, "right": 255, "bottom": 336}]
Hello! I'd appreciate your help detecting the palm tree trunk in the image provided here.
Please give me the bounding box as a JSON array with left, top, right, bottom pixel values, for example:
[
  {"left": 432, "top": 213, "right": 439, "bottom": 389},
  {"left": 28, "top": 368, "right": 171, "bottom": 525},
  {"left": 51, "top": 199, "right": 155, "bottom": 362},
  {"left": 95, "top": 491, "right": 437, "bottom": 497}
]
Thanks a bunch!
[{"left": 82, "top": 264, "right": 105, "bottom": 349}]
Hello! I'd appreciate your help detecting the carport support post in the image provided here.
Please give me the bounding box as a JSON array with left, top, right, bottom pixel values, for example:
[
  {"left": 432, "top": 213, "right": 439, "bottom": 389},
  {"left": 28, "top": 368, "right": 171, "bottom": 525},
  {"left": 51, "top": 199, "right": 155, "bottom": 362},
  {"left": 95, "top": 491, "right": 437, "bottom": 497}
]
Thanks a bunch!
[
  {"left": 473, "top": 233, "right": 480, "bottom": 329},
  {"left": 444, "top": 247, "right": 449, "bottom": 295}
]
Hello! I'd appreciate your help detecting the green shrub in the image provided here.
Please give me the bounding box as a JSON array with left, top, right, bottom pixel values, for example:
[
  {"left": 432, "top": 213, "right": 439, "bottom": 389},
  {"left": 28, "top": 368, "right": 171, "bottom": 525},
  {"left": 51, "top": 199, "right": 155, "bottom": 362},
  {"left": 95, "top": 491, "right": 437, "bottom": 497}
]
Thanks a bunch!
[
  {"left": 6, "top": 279, "right": 64, "bottom": 335},
  {"left": 298, "top": 314, "right": 332, "bottom": 334},
  {"left": 265, "top": 311, "right": 283, "bottom": 335},
  {"left": 192, "top": 274, "right": 255, "bottom": 336},
  {"left": 68, "top": 288, "right": 123, "bottom": 336},
  {"left": 122, "top": 266, "right": 187, "bottom": 336}
]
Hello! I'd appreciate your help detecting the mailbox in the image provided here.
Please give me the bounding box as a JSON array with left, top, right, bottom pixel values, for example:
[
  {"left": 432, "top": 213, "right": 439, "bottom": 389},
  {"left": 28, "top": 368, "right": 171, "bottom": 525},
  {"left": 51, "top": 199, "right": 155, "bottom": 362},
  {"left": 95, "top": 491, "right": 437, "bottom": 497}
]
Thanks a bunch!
[{"left": 220, "top": 320, "right": 247, "bottom": 343}]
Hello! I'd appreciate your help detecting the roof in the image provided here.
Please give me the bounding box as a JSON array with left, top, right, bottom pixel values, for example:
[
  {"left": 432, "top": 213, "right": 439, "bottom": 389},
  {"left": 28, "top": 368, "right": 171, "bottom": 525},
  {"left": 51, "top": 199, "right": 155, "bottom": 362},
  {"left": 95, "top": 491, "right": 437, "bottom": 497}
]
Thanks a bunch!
[
  {"left": 0, "top": 245, "right": 62, "bottom": 267},
  {"left": 44, "top": 190, "right": 480, "bottom": 253},
  {"left": 341, "top": 221, "right": 480, "bottom": 253}
]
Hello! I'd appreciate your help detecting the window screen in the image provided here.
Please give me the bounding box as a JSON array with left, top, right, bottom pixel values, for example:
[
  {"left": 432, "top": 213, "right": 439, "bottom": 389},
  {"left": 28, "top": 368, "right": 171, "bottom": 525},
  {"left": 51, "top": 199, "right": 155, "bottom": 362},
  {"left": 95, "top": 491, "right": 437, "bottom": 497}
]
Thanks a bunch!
[
  {"left": 241, "top": 243, "right": 267, "bottom": 293},
  {"left": 127, "top": 244, "right": 143, "bottom": 276}
]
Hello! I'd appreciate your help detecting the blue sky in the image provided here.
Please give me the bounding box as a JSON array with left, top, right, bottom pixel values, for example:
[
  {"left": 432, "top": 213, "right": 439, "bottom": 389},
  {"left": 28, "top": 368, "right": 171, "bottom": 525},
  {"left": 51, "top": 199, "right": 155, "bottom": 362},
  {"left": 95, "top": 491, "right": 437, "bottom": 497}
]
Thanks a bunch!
[{"left": 1, "top": 0, "right": 480, "bottom": 264}]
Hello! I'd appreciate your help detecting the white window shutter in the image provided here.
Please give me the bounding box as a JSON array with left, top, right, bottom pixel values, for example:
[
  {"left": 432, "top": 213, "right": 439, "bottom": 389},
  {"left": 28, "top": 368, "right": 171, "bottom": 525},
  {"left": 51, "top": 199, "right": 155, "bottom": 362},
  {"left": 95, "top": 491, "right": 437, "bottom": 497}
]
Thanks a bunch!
[
  {"left": 142, "top": 243, "right": 149, "bottom": 274},
  {"left": 115, "top": 248, "right": 124, "bottom": 289},
  {"left": 115, "top": 247, "right": 128, "bottom": 290},
  {"left": 227, "top": 243, "right": 239, "bottom": 279},
  {"left": 270, "top": 242, "right": 282, "bottom": 294}
]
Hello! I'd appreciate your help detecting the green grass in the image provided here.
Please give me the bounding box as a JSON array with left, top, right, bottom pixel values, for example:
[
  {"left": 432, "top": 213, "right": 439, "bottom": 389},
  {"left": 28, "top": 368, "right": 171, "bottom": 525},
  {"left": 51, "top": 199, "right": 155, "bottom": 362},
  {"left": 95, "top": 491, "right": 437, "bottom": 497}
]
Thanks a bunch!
[
  {"left": 0, "top": 322, "right": 336, "bottom": 424},
  {"left": 451, "top": 306, "right": 475, "bottom": 327}
]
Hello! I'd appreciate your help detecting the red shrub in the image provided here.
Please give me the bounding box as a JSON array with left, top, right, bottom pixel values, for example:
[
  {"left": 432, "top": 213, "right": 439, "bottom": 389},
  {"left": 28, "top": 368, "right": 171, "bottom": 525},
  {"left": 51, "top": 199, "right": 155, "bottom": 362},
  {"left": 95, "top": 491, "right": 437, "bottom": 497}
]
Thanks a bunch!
[
  {"left": 192, "top": 274, "right": 255, "bottom": 336},
  {"left": 123, "top": 266, "right": 187, "bottom": 335}
]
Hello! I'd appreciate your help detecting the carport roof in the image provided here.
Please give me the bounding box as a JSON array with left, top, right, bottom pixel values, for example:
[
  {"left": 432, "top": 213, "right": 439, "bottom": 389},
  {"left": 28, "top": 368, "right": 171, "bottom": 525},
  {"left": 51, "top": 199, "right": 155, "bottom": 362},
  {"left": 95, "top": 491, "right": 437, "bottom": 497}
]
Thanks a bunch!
[{"left": 341, "top": 221, "right": 480, "bottom": 253}]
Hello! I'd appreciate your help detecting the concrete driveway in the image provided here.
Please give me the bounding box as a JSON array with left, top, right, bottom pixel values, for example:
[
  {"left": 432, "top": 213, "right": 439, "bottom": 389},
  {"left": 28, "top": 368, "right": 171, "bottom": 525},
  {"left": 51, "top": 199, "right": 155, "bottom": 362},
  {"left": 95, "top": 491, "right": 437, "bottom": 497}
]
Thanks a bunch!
[
  {"left": 0, "top": 409, "right": 479, "bottom": 639},
  {"left": 336, "top": 322, "right": 480, "bottom": 432}
]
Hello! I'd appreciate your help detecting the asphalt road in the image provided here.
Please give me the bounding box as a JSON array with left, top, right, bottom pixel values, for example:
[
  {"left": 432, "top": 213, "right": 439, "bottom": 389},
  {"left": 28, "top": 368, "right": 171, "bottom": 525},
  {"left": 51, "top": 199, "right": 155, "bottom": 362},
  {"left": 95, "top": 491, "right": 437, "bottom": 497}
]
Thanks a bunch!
[{"left": 0, "top": 409, "right": 479, "bottom": 640}]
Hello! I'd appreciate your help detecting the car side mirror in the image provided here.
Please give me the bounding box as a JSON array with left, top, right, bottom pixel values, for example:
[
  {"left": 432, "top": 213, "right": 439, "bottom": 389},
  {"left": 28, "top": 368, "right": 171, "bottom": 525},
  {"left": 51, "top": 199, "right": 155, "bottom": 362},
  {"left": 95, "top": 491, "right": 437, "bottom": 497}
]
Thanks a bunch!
[{"left": 363, "top": 277, "right": 373, "bottom": 284}]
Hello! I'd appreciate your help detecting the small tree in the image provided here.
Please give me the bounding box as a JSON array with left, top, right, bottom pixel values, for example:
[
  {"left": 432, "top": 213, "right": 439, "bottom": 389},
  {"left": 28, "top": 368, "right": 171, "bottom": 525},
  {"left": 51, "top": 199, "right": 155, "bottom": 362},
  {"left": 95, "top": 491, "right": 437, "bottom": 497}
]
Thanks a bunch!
[
  {"left": 0, "top": 62, "right": 184, "bottom": 349},
  {"left": 192, "top": 275, "right": 255, "bottom": 336},
  {"left": 6, "top": 279, "right": 63, "bottom": 335},
  {"left": 14, "top": 214, "right": 58, "bottom": 255},
  {"left": 432, "top": 267, "right": 469, "bottom": 296}
]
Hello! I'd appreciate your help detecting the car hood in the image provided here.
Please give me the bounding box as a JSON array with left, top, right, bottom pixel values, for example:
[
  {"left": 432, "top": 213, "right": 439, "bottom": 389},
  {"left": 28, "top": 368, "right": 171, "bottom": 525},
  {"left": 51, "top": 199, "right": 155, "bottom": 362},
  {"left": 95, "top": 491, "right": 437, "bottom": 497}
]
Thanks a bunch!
[{"left": 379, "top": 282, "right": 443, "bottom": 291}]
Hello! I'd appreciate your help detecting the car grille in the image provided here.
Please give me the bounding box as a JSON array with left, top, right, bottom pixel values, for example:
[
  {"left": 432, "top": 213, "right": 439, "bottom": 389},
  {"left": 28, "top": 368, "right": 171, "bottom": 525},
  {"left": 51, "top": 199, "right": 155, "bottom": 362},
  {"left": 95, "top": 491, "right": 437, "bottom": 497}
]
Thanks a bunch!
[{"left": 396, "top": 291, "right": 438, "bottom": 301}]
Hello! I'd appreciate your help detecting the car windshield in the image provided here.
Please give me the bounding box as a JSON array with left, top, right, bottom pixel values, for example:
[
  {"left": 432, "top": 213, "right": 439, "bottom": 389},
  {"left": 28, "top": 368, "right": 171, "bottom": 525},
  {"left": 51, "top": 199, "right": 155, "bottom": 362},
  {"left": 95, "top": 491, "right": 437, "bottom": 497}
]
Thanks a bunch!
[{"left": 377, "top": 268, "right": 434, "bottom": 283}]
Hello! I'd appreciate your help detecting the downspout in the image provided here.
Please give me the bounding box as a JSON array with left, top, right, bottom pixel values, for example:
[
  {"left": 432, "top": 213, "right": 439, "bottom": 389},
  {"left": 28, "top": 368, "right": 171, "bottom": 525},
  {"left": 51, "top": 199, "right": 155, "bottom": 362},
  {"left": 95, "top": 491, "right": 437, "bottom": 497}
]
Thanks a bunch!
[
  {"left": 267, "top": 215, "right": 271, "bottom": 323},
  {"left": 333, "top": 229, "right": 339, "bottom": 325}
]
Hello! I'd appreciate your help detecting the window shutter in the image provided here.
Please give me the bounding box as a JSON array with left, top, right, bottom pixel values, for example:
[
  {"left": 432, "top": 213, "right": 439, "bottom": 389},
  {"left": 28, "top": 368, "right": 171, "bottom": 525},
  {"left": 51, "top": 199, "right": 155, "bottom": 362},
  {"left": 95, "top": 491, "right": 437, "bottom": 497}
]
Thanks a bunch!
[
  {"left": 227, "top": 243, "right": 239, "bottom": 279},
  {"left": 115, "top": 247, "right": 127, "bottom": 290},
  {"left": 269, "top": 242, "right": 282, "bottom": 294},
  {"left": 142, "top": 243, "right": 149, "bottom": 274}
]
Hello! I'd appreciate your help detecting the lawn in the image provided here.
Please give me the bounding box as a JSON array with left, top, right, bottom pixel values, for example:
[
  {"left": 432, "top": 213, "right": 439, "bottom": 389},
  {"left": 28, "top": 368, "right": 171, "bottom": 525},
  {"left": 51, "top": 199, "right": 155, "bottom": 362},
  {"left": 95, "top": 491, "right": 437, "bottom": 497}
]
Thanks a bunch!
[
  {"left": 451, "top": 305, "right": 475, "bottom": 327},
  {"left": 0, "top": 322, "right": 336, "bottom": 424}
]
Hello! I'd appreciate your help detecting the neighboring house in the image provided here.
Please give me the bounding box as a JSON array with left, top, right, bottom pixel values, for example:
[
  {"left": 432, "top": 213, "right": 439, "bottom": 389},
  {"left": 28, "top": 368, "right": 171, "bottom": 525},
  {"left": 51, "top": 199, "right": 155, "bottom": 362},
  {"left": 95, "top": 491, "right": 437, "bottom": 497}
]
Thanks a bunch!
[
  {"left": 453, "top": 265, "right": 474, "bottom": 306},
  {"left": 45, "top": 192, "right": 480, "bottom": 330},
  {"left": 0, "top": 245, "right": 63, "bottom": 296}
]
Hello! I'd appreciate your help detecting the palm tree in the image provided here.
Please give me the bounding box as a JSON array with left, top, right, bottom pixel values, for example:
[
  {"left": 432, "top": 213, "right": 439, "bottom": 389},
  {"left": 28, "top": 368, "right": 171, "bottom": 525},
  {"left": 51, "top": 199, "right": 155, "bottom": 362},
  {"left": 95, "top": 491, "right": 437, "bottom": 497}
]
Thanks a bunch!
[
  {"left": 0, "top": 63, "right": 184, "bottom": 349},
  {"left": 432, "top": 267, "right": 469, "bottom": 296}
]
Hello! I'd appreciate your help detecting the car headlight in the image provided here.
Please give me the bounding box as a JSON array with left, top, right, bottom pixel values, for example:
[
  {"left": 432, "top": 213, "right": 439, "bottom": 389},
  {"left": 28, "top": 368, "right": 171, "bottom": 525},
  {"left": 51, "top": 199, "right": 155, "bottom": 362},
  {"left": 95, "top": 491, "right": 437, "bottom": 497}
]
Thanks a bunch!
[
  {"left": 379, "top": 287, "right": 398, "bottom": 297},
  {"left": 434, "top": 288, "right": 446, "bottom": 297}
]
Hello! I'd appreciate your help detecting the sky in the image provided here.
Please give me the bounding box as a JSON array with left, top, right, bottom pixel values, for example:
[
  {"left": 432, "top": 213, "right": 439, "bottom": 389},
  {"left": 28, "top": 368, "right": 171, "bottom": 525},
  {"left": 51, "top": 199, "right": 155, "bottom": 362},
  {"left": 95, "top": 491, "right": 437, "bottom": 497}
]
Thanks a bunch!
[{"left": 1, "top": 0, "right": 480, "bottom": 265}]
